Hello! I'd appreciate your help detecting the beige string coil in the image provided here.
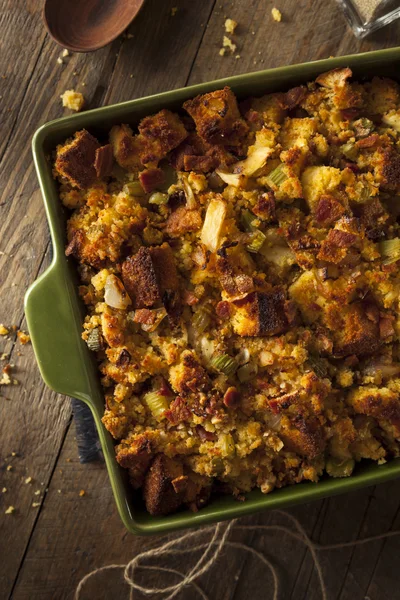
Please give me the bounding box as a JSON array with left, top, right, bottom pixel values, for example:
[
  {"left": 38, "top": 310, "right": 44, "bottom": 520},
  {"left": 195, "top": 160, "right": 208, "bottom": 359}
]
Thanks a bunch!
[{"left": 75, "top": 510, "right": 400, "bottom": 600}]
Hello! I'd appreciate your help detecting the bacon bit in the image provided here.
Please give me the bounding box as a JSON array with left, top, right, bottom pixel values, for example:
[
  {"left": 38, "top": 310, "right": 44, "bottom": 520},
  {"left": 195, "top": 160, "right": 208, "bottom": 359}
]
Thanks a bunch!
[
  {"left": 341, "top": 108, "right": 360, "bottom": 121},
  {"left": 223, "top": 386, "right": 240, "bottom": 407},
  {"left": 94, "top": 144, "right": 114, "bottom": 178},
  {"left": 116, "top": 349, "right": 131, "bottom": 367},
  {"left": 158, "top": 377, "right": 173, "bottom": 397},
  {"left": 356, "top": 133, "right": 379, "bottom": 149},
  {"left": 182, "top": 290, "right": 199, "bottom": 306},
  {"left": 183, "top": 154, "right": 214, "bottom": 172},
  {"left": 328, "top": 229, "right": 358, "bottom": 248},
  {"left": 139, "top": 168, "right": 165, "bottom": 193},
  {"left": 245, "top": 108, "right": 262, "bottom": 126},
  {"left": 216, "top": 301, "right": 231, "bottom": 319},
  {"left": 278, "top": 86, "right": 306, "bottom": 110},
  {"left": 314, "top": 195, "right": 345, "bottom": 224},
  {"left": 253, "top": 191, "right": 276, "bottom": 220},
  {"left": 164, "top": 396, "right": 191, "bottom": 425},
  {"left": 344, "top": 162, "right": 359, "bottom": 174},
  {"left": 133, "top": 308, "right": 157, "bottom": 325},
  {"left": 196, "top": 425, "right": 217, "bottom": 442},
  {"left": 2, "top": 363, "right": 12, "bottom": 375},
  {"left": 379, "top": 316, "right": 395, "bottom": 339}
]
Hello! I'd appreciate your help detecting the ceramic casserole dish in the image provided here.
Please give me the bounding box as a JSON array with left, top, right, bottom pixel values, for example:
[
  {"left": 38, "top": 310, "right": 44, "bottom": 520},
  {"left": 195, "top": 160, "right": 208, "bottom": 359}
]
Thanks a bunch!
[{"left": 26, "top": 47, "right": 400, "bottom": 535}]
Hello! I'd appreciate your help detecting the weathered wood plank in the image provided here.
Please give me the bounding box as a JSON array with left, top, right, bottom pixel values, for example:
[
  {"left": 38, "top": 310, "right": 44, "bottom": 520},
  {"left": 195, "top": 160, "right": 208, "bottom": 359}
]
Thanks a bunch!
[
  {"left": 338, "top": 479, "right": 400, "bottom": 600},
  {"left": 0, "top": 0, "right": 46, "bottom": 161}
]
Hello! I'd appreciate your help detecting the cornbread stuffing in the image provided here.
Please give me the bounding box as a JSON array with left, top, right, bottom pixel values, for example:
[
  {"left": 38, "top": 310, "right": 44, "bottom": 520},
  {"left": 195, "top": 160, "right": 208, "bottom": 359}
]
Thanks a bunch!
[
  {"left": 54, "top": 69, "right": 400, "bottom": 516},
  {"left": 61, "top": 90, "right": 85, "bottom": 112},
  {"left": 0, "top": 324, "right": 9, "bottom": 336}
]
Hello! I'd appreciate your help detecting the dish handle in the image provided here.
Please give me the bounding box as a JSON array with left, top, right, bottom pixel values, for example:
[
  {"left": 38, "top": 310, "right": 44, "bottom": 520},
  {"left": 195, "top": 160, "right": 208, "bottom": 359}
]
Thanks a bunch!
[{"left": 24, "top": 261, "right": 94, "bottom": 400}]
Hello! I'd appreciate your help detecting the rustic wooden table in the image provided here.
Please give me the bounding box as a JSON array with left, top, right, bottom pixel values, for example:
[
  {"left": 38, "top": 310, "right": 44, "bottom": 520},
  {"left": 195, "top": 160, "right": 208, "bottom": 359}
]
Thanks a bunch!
[{"left": 2, "top": 1, "right": 400, "bottom": 599}]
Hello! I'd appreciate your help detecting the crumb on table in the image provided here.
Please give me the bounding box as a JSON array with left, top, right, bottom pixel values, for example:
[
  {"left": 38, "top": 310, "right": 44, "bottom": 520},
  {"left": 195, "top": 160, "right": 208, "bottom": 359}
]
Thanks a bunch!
[
  {"left": 17, "top": 330, "right": 30, "bottom": 345},
  {"left": 225, "top": 18, "right": 237, "bottom": 34},
  {"left": 0, "top": 324, "right": 9, "bottom": 336},
  {"left": 171, "top": 7, "right": 178, "bottom": 16},
  {"left": 221, "top": 35, "right": 237, "bottom": 54},
  {"left": 272, "top": 7, "right": 282, "bottom": 21},
  {"left": 60, "top": 90, "right": 85, "bottom": 112},
  {"left": 5, "top": 506, "right": 14, "bottom": 514},
  {"left": 79, "top": 489, "right": 86, "bottom": 497}
]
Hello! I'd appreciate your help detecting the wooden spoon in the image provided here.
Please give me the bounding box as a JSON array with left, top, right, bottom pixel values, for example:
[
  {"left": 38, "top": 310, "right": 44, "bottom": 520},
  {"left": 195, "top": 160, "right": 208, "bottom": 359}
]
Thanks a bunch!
[{"left": 43, "top": 0, "right": 145, "bottom": 53}]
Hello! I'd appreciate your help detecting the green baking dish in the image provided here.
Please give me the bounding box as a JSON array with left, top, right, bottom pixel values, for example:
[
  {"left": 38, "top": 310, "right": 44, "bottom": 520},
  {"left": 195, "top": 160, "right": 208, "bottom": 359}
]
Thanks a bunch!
[{"left": 26, "top": 47, "right": 400, "bottom": 535}]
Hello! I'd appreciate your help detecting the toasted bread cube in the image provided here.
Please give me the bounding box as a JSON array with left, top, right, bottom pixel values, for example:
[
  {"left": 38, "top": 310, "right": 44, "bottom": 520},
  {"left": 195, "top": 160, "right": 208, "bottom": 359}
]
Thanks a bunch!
[
  {"left": 332, "top": 303, "right": 380, "bottom": 357},
  {"left": 55, "top": 129, "right": 100, "bottom": 189},
  {"left": 169, "top": 350, "right": 210, "bottom": 397},
  {"left": 164, "top": 206, "right": 203, "bottom": 237},
  {"left": 301, "top": 166, "right": 342, "bottom": 212},
  {"left": 183, "top": 86, "right": 248, "bottom": 145},
  {"left": 143, "top": 454, "right": 184, "bottom": 516},
  {"left": 121, "top": 243, "right": 179, "bottom": 310},
  {"left": 116, "top": 434, "right": 153, "bottom": 489},
  {"left": 316, "top": 67, "right": 352, "bottom": 90},
  {"left": 122, "top": 247, "right": 161, "bottom": 308},
  {"left": 231, "top": 289, "right": 288, "bottom": 337},
  {"left": 109, "top": 124, "right": 143, "bottom": 172},
  {"left": 347, "top": 386, "right": 400, "bottom": 430},
  {"left": 279, "top": 414, "right": 325, "bottom": 459},
  {"left": 138, "top": 109, "right": 188, "bottom": 165}
]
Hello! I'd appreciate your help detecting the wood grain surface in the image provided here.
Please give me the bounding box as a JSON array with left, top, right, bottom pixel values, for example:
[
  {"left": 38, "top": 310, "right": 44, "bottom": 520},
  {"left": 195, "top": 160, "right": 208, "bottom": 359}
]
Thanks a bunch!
[{"left": 1, "top": 1, "right": 400, "bottom": 599}]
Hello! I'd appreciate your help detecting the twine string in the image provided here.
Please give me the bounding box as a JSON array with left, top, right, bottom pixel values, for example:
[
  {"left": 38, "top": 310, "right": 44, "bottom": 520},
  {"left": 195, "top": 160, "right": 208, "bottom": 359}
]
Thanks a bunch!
[{"left": 75, "top": 510, "right": 400, "bottom": 600}]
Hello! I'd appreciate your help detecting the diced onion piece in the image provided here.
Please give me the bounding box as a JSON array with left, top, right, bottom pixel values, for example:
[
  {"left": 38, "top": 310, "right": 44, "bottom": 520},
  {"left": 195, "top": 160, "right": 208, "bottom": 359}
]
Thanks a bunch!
[
  {"left": 266, "top": 412, "right": 282, "bottom": 431},
  {"left": 181, "top": 174, "right": 197, "bottom": 209},
  {"left": 326, "top": 457, "right": 355, "bottom": 478},
  {"left": 149, "top": 192, "right": 169, "bottom": 205},
  {"left": 379, "top": 238, "right": 400, "bottom": 265},
  {"left": 123, "top": 181, "right": 146, "bottom": 197},
  {"left": 219, "top": 433, "right": 236, "bottom": 457},
  {"left": 266, "top": 163, "right": 288, "bottom": 187},
  {"left": 144, "top": 391, "right": 170, "bottom": 419},
  {"left": 104, "top": 274, "right": 132, "bottom": 309},
  {"left": 201, "top": 199, "right": 227, "bottom": 253},
  {"left": 200, "top": 336, "right": 216, "bottom": 362},
  {"left": 241, "top": 146, "right": 274, "bottom": 177},
  {"left": 210, "top": 354, "right": 238, "bottom": 376},
  {"left": 341, "top": 142, "right": 358, "bottom": 161},
  {"left": 246, "top": 230, "right": 266, "bottom": 254},
  {"left": 237, "top": 362, "right": 258, "bottom": 382},
  {"left": 215, "top": 169, "right": 243, "bottom": 187},
  {"left": 86, "top": 328, "right": 101, "bottom": 352}
]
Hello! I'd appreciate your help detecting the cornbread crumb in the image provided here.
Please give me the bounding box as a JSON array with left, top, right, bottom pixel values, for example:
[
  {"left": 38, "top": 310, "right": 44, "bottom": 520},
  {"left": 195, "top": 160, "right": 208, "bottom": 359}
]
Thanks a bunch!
[
  {"left": 0, "top": 353, "right": 8, "bottom": 361},
  {"left": 0, "top": 324, "right": 9, "bottom": 336},
  {"left": 34, "top": 490, "right": 40, "bottom": 495},
  {"left": 6, "top": 465, "right": 12, "bottom": 471},
  {"left": 272, "top": 7, "right": 282, "bottom": 21},
  {"left": 235, "top": 54, "right": 241, "bottom": 59},
  {"left": 57, "top": 57, "right": 63, "bottom": 65},
  {"left": 57, "top": 489, "right": 61, "bottom": 493},
  {"left": 171, "top": 7, "right": 178, "bottom": 16},
  {"left": 11, "top": 452, "right": 16, "bottom": 457},
  {"left": 223, "top": 35, "right": 237, "bottom": 53},
  {"left": 219, "top": 48, "right": 226, "bottom": 56},
  {"left": 79, "top": 489, "right": 86, "bottom": 497},
  {"left": 5, "top": 506, "right": 14, "bottom": 514},
  {"left": 17, "top": 331, "right": 30, "bottom": 345},
  {"left": 32, "top": 502, "right": 40, "bottom": 508},
  {"left": 60, "top": 90, "right": 85, "bottom": 112},
  {"left": 25, "top": 477, "right": 32, "bottom": 484},
  {"left": 62, "top": 49, "right": 69, "bottom": 57},
  {"left": 2, "top": 487, "right": 7, "bottom": 493},
  {"left": 225, "top": 18, "right": 237, "bottom": 34}
]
